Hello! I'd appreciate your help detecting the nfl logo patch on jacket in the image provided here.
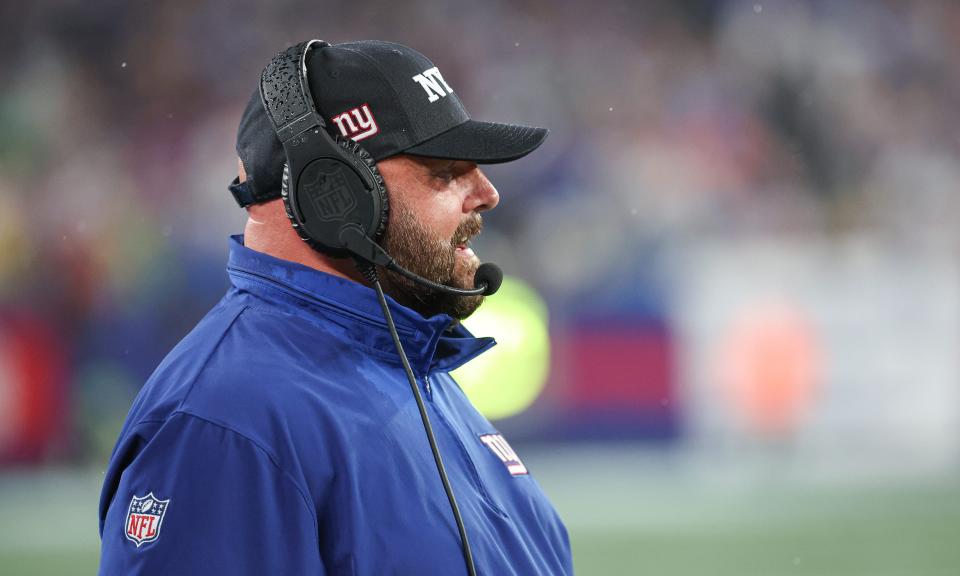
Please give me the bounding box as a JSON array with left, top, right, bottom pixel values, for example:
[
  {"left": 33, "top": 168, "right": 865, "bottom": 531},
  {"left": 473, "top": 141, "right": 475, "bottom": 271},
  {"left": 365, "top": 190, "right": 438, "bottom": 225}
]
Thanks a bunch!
[{"left": 124, "top": 493, "right": 170, "bottom": 547}]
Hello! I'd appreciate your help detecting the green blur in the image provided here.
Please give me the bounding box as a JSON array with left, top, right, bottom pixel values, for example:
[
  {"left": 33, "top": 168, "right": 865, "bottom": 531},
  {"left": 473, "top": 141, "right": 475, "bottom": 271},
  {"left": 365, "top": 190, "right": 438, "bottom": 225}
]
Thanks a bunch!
[{"left": 2, "top": 454, "right": 958, "bottom": 576}]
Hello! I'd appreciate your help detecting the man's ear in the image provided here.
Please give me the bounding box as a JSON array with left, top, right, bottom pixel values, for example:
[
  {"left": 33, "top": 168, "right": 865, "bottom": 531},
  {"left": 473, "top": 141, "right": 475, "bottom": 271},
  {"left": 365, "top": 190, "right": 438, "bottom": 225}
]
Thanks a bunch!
[{"left": 238, "top": 158, "right": 247, "bottom": 183}]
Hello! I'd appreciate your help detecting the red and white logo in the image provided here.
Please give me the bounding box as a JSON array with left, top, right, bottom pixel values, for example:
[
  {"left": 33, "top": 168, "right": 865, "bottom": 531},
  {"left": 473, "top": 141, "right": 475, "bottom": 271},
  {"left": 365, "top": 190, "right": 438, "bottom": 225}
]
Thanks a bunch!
[
  {"left": 479, "top": 433, "right": 528, "bottom": 476},
  {"left": 124, "top": 492, "right": 170, "bottom": 547},
  {"left": 330, "top": 104, "right": 379, "bottom": 142}
]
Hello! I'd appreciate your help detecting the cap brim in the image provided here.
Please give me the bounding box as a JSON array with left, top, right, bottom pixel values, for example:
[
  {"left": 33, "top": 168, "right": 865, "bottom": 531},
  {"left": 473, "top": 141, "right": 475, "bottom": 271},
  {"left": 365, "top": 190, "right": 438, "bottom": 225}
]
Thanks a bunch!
[{"left": 401, "top": 120, "right": 548, "bottom": 164}]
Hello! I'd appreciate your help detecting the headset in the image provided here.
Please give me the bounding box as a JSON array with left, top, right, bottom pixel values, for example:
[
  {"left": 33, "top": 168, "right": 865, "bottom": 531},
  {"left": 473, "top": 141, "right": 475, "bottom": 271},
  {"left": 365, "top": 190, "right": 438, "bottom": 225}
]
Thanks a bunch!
[{"left": 257, "top": 39, "right": 502, "bottom": 576}]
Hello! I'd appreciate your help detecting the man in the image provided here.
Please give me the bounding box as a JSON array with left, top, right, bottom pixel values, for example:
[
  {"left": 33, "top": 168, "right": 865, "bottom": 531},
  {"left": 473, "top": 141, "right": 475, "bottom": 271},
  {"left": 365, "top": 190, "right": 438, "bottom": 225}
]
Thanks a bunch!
[{"left": 98, "top": 39, "right": 573, "bottom": 575}]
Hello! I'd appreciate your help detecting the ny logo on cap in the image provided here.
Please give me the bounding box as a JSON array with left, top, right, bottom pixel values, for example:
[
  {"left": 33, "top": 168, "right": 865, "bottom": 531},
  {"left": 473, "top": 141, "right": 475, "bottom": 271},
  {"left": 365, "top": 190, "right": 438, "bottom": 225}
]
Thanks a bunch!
[
  {"left": 330, "top": 104, "right": 379, "bottom": 141},
  {"left": 412, "top": 67, "right": 454, "bottom": 103}
]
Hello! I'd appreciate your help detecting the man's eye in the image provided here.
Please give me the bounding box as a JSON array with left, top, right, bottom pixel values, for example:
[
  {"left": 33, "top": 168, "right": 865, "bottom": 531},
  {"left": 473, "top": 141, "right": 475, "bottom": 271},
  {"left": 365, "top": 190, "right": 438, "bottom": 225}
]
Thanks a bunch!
[{"left": 431, "top": 161, "right": 459, "bottom": 182}]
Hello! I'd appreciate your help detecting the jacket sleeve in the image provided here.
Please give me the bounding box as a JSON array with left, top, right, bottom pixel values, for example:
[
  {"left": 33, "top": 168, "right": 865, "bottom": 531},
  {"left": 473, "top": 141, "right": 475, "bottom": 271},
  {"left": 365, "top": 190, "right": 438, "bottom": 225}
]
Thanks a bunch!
[{"left": 98, "top": 411, "right": 325, "bottom": 576}]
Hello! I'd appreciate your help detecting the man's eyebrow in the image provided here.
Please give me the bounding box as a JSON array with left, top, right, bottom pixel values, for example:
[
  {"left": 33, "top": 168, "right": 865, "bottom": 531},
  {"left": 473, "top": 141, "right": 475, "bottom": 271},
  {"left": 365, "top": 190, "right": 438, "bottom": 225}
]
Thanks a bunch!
[{"left": 429, "top": 160, "right": 457, "bottom": 174}]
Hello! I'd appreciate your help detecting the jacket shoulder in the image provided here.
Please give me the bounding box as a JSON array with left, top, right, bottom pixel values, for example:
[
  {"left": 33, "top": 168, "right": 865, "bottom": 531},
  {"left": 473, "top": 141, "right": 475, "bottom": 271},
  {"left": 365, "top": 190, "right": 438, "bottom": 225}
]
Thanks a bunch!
[{"left": 164, "top": 304, "right": 380, "bottom": 449}]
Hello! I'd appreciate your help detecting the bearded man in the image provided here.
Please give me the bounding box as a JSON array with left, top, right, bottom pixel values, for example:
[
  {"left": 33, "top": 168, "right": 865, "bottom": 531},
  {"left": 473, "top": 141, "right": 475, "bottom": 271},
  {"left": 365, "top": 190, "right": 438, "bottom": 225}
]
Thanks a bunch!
[{"left": 97, "top": 39, "right": 573, "bottom": 576}]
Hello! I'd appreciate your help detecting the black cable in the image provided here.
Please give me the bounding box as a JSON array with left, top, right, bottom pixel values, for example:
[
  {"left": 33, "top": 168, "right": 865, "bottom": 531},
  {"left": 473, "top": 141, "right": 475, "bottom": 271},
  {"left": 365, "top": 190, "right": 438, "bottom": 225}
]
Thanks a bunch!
[{"left": 364, "top": 265, "right": 478, "bottom": 576}]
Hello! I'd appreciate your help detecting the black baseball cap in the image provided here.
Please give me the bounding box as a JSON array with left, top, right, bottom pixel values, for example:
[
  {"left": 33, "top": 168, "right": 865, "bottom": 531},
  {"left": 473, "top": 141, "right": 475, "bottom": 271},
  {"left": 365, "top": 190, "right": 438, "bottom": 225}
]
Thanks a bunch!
[{"left": 234, "top": 40, "right": 548, "bottom": 206}]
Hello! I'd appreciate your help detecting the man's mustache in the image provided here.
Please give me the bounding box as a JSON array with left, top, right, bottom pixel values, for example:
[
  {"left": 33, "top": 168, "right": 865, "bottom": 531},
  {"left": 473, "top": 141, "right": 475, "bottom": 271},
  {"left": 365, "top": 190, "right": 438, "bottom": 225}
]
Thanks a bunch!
[{"left": 450, "top": 214, "right": 483, "bottom": 247}]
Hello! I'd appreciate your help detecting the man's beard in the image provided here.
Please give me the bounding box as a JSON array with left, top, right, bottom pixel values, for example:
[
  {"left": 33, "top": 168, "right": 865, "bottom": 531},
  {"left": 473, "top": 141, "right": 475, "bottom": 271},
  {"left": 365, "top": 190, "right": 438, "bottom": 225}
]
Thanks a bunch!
[{"left": 378, "top": 202, "right": 484, "bottom": 321}]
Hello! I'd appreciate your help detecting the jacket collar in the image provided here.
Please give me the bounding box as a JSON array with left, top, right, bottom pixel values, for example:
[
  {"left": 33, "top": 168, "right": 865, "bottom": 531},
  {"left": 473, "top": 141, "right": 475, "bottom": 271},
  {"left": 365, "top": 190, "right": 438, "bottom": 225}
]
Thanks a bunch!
[{"left": 225, "top": 235, "right": 494, "bottom": 375}]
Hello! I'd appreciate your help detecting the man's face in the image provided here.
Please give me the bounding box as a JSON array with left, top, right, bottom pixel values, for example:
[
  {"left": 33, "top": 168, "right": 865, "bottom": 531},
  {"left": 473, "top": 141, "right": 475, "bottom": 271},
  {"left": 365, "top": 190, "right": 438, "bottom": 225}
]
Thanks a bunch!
[{"left": 376, "top": 154, "right": 500, "bottom": 320}]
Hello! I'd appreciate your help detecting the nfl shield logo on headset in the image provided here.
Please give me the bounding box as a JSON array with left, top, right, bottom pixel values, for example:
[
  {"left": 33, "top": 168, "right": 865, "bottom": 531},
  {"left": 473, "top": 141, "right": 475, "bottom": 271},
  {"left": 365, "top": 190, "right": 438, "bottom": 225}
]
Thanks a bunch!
[
  {"left": 124, "top": 493, "right": 170, "bottom": 547},
  {"left": 303, "top": 167, "right": 356, "bottom": 221}
]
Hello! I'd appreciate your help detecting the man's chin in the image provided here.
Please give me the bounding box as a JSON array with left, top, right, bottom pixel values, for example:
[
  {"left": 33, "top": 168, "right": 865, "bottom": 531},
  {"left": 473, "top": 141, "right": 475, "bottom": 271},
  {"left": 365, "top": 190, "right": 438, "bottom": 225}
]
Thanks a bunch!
[
  {"left": 444, "top": 293, "right": 485, "bottom": 322},
  {"left": 453, "top": 260, "right": 480, "bottom": 290},
  {"left": 376, "top": 267, "right": 482, "bottom": 321}
]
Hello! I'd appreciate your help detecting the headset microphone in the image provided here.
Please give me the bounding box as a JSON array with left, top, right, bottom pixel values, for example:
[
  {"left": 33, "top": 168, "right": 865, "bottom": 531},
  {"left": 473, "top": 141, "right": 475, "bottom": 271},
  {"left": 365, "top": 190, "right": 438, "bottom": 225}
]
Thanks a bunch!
[
  {"left": 339, "top": 225, "right": 503, "bottom": 297},
  {"left": 388, "top": 260, "right": 503, "bottom": 297},
  {"left": 473, "top": 263, "right": 503, "bottom": 296}
]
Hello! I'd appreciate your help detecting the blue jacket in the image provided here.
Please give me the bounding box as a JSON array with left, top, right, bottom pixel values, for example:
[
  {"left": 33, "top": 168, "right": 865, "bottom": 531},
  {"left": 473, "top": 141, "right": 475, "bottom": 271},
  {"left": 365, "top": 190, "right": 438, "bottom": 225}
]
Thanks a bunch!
[{"left": 98, "top": 235, "right": 573, "bottom": 575}]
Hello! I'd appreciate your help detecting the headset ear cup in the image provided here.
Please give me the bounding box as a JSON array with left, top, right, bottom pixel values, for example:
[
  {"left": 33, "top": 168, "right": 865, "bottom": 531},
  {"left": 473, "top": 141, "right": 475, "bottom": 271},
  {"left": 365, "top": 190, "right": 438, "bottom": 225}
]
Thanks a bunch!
[
  {"left": 334, "top": 136, "right": 389, "bottom": 244},
  {"left": 280, "top": 134, "right": 387, "bottom": 256}
]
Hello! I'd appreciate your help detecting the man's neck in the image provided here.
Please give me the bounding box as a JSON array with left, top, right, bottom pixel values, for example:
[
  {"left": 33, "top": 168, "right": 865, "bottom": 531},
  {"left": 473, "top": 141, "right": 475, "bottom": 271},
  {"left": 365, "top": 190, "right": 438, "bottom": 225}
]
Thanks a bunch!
[{"left": 243, "top": 199, "right": 367, "bottom": 285}]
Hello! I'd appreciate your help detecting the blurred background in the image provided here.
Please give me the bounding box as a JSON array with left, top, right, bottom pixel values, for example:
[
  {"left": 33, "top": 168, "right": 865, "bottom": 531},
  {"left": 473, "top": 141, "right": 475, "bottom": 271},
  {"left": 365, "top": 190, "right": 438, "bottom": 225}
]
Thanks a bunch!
[{"left": 1, "top": 0, "right": 959, "bottom": 573}]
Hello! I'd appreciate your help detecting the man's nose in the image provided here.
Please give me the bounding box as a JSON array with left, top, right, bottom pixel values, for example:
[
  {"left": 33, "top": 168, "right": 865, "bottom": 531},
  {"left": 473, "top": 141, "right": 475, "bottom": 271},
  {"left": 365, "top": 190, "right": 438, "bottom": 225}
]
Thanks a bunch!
[{"left": 463, "top": 168, "right": 499, "bottom": 213}]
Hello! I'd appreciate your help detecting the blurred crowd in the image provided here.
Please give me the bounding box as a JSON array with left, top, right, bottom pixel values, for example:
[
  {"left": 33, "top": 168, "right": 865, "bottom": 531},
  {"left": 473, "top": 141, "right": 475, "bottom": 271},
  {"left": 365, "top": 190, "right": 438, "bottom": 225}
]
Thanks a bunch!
[{"left": 1, "top": 0, "right": 959, "bottom": 465}]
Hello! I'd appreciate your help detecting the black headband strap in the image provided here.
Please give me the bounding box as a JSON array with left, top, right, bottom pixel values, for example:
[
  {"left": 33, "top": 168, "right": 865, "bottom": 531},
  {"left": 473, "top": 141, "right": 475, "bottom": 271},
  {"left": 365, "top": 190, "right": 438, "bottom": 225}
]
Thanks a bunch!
[{"left": 259, "top": 39, "right": 330, "bottom": 143}]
